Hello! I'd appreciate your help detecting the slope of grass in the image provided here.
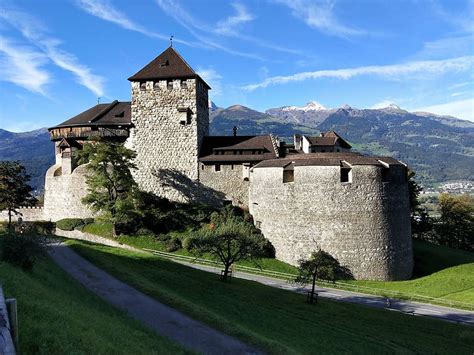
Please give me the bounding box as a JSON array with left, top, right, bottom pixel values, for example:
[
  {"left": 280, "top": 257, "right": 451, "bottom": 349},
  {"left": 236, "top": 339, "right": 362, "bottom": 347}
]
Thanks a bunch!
[
  {"left": 67, "top": 239, "right": 474, "bottom": 355},
  {"left": 0, "top": 237, "right": 187, "bottom": 354},
  {"left": 347, "top": 241, "right": 474, "bottom": 304},
  {"left": 78, "top": 222, "right": 474, "bottom": 305}
]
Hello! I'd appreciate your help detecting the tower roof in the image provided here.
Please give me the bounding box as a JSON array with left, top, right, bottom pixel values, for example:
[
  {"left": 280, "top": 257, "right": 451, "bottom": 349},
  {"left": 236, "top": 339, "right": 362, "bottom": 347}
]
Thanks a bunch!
[{"left": 128, "top": 47, "right": 210, "bottom": 88}]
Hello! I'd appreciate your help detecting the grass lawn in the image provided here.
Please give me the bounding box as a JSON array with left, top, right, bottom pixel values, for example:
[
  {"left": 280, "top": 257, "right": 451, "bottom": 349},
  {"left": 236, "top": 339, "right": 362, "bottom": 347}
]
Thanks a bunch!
[
  {"left": 346, "top": 241, "right": 474, "bottom": 304},
  {"left": 80, "top": 222, "right": 474, "bottom": 305},
  {"left": 67, "top": 239, "right": 474, "bottom": 354},
  {"left": 0, "top": 236, "right": 187, "bottom": 354}
]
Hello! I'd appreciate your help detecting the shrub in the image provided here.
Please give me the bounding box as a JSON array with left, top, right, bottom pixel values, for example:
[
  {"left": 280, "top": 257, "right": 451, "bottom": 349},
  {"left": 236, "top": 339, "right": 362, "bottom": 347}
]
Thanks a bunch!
[
  {"left": 165, "top": 237, "right": 182, "bottom": 252},
  {"left": 56, "top": 218, "right": 85, "bottom": 231},
  {"left": 0, "top": 233, "right": 47, "bottom": 271},
  {"left": 182, "top": 236, "right": 196, "bottom": 251},
  {"left": 33, "top": 221, "right": 55, "bottom": 235},
  {"left": 136, "top": 228, "right": 154, "bottom": 236}
]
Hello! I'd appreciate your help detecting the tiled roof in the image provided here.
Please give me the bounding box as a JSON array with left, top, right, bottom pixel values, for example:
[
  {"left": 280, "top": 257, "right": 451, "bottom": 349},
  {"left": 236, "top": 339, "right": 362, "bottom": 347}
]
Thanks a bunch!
[
  {"left": 49, "top": 101, "right": 131, "bottom": 129},
  {"left": 253, "top": 152, "right": 406, "bottom": 168},
  {"left": 199, "top": 135, "right": 278, "bottom": 163},
  {"left": 306, "top": 131, "right": 352, "bottom": 149},
  {"left": 128, "top": 47, "right": 210, "bottom": 88}
]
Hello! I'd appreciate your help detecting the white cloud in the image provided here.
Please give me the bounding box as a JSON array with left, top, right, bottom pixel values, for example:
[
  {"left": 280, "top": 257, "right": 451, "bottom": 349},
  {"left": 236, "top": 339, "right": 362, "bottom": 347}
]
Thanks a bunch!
[
  {"left": 76, "top": 0, "right": 192, "bottom": 47},
  {"left": 413, "top": 98, "right": 474, "bottom": 121},
  {"left": 155, "top": 0, "right": 302, "bottom": 58},
  {"left": 274, "top": 0, "right": 366, "bottom": 38},
  {"left": 0, "top": 6, "right": 105, "bottom": 96},
  {"left": 216, "top": 3, "right": 255, "bottom": 36},
  {"left": 416, "top": 36, "right": 474, "bottom": 59},
  {"left": 243, "top": 56, "right": 474, "bottom": 91},
  {"left": 197, "top": 67, "right": 223, "bottom": 97},
  {"left": 43, "top": 40, "right": 105, "bottom": 97},
  {"left": 0, "top": 37, "right": 50, "bottom": 94}
]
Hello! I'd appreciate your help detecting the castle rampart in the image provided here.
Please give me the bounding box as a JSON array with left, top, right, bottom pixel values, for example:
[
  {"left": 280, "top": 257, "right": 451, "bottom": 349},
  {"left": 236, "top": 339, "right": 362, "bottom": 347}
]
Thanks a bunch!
[
  {"left": 42, "top": 164, "right": 94, "bottom": 221},
  {"left": 249, "top": 156, "right": 413, "bottom": 280}
]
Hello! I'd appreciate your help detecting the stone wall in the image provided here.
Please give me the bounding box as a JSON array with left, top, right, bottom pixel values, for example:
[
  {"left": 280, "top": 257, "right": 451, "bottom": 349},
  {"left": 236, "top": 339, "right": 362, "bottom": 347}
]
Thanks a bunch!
[
  {"left": 199, "top": 163, "right": 250, "bottom": 207},
  {"left": 0, "top": 286, "right": 15, "bottom": 355},
  {"left": 55, "top": 229, "right": 141, "bottom": 252},
  {"left": 0, "top": 207, "right": 44, "bottom": 222},
  {"left": 249, "top": 164, "right": 413, "bottom": 281},
  {"left": 126, "top": 78, "right": 209, "bottom": 203},
  {"left": 42, "top": 164, "right": 95, "bottom": 221}
]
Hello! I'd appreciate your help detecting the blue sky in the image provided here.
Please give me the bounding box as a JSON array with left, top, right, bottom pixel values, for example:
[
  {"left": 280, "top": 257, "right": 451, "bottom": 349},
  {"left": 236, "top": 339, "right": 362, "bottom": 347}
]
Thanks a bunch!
[{"left": 0, "top": 0, "right": 473, "bottom": 131}]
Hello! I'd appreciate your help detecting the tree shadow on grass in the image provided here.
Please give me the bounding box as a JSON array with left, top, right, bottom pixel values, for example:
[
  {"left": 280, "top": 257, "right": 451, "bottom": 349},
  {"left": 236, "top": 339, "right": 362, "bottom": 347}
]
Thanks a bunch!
[{"left": 412, "top": 240, "right": 474, "bottom": 278}]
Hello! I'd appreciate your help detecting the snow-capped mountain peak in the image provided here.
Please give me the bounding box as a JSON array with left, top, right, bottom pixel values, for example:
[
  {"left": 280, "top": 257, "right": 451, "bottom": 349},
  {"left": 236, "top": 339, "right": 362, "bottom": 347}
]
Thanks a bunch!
[{"left": 281, "top": 101, "right": 327, "bottom": 112}]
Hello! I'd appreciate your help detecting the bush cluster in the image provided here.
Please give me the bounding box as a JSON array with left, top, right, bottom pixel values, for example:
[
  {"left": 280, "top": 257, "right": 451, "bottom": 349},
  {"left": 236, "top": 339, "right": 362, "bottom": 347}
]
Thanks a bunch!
[
  {"left": 0, "top": 233, "right": 47, "bottom": 271},
  {"left": 56, "top": 218, "right": 91, "bottom": 231}
]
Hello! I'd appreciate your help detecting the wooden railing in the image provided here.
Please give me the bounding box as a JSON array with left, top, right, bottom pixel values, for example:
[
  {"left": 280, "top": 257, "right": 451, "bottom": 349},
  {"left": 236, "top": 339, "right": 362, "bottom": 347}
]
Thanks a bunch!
[{"left": 50, "top": 127, "right": 129, "bottom": 140}]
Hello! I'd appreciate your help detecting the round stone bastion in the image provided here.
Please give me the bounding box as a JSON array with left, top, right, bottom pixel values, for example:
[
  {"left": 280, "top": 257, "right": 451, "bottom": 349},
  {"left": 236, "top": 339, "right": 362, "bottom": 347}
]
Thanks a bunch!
[{"left": 249, "top": 154, "right": 413, "bottom": 281}]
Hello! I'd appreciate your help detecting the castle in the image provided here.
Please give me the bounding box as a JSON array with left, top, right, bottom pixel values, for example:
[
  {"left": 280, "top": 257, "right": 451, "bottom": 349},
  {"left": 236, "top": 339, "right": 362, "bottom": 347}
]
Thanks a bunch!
[{"left": 4, "top": 47, "right": 414, "bottom": 280}]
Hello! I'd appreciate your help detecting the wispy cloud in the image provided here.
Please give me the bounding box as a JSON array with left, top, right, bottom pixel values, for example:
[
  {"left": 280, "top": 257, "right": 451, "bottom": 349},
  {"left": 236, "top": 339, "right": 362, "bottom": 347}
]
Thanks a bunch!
[
  {"left": 75, "top": 0, "right": 192, "bottom": 47},
  {"left": 0, "top": 37, "right": 50, "bottom": 94},
  {"left": 413, "top": 98, "right": 474, "bottom": 122},
  {"left": 274, "top": 0, "right": 367, "bottom": 38},
  {"left": 197, "top": 67, "right": 223, "bottom": 97},
  {"left": 216, "top": 3, "right": 255, "bottom": 36},
  {"left": 0, "top": 6, "right": 105, "bottom": 96},
  {"left": 155, "top": 0, "right": 264, "bottom": 60},
  {"left": 243, "top": 56, "right": 474, "bottom": 91},
  {"left": 155, "top": 0, "right": 302, "bottom": 58}
]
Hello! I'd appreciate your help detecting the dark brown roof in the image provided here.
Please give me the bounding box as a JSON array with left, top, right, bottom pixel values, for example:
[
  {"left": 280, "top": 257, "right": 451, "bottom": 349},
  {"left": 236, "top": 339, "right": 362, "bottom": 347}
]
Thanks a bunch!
[
  {"left": 306, "top": 131, "right": 352, "bottom": 149},
  {"left": 49, "top": 101, "right": 131, "bottom": 130},
  {"left": 58, "top": 138, "right": 83, "bottom": 149},
  {"left": 128, "top": 47, "right": 210, "bottom": 88},
  {"left": 253, "top": 152, "right": 406, "bottom": 168},
  {"left": 199, "top": 135, "right": 278, "bottom": 163}
]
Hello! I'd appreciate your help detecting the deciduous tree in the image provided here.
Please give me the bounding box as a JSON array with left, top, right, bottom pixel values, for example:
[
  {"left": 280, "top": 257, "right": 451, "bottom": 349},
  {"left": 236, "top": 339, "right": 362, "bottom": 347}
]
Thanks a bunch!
[
  {"left": 0, "top": 161, "right": 37, "bottom": 228},
  {"left": 190, "top": 213, "right": 267, "bottom": 281},
  {"left": 295, "top": 250, "right": 346, "bottom": 304},
  {"left": 436, "top": 193, "right": 473, "bottom": 251}
]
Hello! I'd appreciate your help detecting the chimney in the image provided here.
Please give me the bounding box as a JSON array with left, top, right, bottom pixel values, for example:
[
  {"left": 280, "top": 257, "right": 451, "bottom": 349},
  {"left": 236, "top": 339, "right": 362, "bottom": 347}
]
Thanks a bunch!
[{"left": 233, "top": 126, "right": 238, "bottom": 137}]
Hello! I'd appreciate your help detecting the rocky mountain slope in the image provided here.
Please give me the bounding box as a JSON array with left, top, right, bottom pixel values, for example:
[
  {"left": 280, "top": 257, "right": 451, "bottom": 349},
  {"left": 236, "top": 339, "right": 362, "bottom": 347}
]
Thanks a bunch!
[
  {"left": 0, "top": 128, "right": 54, "bottom": 193},
  {"left": 1, "top": 102, "right": 473, "bottom": 191}
]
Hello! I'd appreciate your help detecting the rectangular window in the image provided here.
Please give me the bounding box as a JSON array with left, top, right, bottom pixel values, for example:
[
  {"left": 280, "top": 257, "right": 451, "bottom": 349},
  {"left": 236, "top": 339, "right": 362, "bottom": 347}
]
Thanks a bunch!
[
  {"left": 382, "top": 167, "right": 390, "bottom": 182},
  {"left": 167, "top": 80, "right": 173, "bottom": 90},
  {"left": 215, "top": 164, "right": 221, "bottom": 172},
  {"left": 341, "top": 168, "right": 352, "bottom": 183},
  {"left": 231, "top": 165, "right": 234, "bottom": 170},
  {"left": 283, "top": 170, "right": 294, "bottom": 183},
  {"left": 140, "top": 82, "right": 146, "bottom": 91},
  {"left": 181, "top": 80, "right": 187, "bottom": 89},
  {"left": 201, "top": 164, "right": 205, "bottom": 170},
  {"left": 255, "top": 221, "right": 262, "bottom": 229}
]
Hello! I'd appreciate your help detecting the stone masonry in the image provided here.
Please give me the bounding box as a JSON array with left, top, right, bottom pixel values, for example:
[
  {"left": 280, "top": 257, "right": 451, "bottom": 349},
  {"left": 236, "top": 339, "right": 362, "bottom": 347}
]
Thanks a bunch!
[
  {"left": 249, "top": 163, "right": 413, "bottom": 280},
  {"left": 126, "top": 78, "right": 209, "bottom": 203}
]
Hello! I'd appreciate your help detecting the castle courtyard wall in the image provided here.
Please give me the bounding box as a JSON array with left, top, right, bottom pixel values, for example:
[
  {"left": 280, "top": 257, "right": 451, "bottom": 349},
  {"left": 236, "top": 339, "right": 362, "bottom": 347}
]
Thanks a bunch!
[
  {"left": 249, "top": 164, "right": 413, "bottom": 281},
  {"left": 199, "top": 163, "right": 250, "bottom": 207}
]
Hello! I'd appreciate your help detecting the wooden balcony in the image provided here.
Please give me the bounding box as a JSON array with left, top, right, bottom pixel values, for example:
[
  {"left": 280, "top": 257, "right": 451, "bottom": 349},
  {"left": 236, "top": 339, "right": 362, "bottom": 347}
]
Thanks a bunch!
[{"left": 50, "top": 127, "right": 130, "bottom": 141}]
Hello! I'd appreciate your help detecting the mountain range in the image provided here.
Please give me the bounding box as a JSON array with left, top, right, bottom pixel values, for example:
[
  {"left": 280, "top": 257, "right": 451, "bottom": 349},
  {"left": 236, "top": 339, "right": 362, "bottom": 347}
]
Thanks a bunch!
[{"left": 1, "top": 101, "right": 473, "bottom": 192}]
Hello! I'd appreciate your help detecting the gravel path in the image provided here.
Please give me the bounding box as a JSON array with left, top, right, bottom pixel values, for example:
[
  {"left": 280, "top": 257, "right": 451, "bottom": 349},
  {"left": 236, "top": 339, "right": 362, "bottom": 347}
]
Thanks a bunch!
[{"left": 48, "top": 243, "right": 261, "bottom": 355}]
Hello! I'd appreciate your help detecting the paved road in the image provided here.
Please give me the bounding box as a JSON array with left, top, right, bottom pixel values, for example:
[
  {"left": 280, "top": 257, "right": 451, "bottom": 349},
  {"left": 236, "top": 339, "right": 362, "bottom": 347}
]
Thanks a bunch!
[
  {"left": 175, "top": 261, "right": 474, "bottom": 327},
  {"left": 48, "top": 244, "right": 261, "bottom": 355}
]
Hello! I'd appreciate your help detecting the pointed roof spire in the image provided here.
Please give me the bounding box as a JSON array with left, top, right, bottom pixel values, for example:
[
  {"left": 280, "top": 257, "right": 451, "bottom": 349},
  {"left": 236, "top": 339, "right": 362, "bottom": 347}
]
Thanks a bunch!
[{"left": 128, "top": 47, "right": 210, "bottom": 89}]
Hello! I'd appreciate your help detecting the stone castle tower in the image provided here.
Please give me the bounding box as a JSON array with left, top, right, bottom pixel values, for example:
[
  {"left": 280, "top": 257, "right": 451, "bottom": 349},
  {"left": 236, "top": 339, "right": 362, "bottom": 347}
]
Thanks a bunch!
[{"left": 126, "top": 47, "right": 210, "bottom": 202}]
